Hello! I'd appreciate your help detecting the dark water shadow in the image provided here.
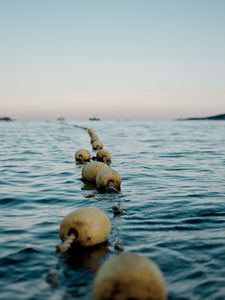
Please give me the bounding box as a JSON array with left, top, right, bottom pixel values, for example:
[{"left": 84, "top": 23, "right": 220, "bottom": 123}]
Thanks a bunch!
[
  {"left": 62, "top": 242, "right": 109, "bottom": 272},
  {"left": 81, "top": 182, "right": 98, "bottom": 198},
  {"left": 81, "top": 182, "right": 97, "bottom": 191},
  {"left": 75, "top": 161, "right": 90, "bottom": 167}
]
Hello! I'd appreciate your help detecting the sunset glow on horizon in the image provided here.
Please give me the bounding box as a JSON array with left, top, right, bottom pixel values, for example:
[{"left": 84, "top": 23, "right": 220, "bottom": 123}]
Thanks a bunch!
[{"left": 1, "top": 0, "right": 225, "bottom": 121}]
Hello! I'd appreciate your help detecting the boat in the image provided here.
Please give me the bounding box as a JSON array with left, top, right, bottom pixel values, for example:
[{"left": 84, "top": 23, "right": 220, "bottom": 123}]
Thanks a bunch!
[
  {"left": 89, "top": 117, "right": 101, "bottom": 121},
  {"left": 0, "top": 117, "right": 13, "bottom": 121}
]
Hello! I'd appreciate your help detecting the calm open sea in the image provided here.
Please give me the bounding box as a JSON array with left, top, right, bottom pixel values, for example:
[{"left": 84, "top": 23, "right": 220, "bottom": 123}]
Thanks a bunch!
[{"left": 1, "top": 120, "right": 225, "bottom": 300}]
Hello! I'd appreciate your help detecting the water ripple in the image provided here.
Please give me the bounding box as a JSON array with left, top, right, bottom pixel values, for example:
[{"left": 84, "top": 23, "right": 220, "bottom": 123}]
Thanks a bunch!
[{"left": 1, "top": 120, "right": 225, "bottom": 299}]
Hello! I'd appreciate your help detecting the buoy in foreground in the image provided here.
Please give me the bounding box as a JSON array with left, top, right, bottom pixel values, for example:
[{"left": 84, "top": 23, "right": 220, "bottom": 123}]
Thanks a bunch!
[
  {"left": 92, "top": 140, "right": 103, "bottom": 150},
  {"left": 93, "top": 253, "right": 167, "bottom": 300},
  {"left": 96, "top": 167, "right": 121, "bottom": 192},
  {"left": 96, "top": 149, "right": 111, "bottom": 163},
  {"left": 75, "top": 149, "right": 91, "bottom": 162},
  {"left": 57, "top": 207, "right": 111, "bottom": 253},
  {"left": 82, "top": 162, "right": 107, "bottom": 183}
]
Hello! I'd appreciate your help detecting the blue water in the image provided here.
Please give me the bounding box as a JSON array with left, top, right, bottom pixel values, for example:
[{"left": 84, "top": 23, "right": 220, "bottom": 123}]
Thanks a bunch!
[{"left": 1, "top": 120, "right": 225, "bottom": 300}]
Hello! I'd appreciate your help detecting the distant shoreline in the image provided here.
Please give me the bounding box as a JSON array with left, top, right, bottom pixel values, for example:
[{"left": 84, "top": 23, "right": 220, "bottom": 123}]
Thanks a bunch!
[
  {"left": 177, "top": 113, "right": 225, "bottom": 121},
  {"left": 1, "top": 114, "right": 225, "bottom": 122}
]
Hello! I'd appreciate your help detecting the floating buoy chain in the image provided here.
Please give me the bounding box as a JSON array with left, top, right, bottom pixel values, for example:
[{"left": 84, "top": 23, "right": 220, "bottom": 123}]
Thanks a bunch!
[
  {"left": 74, "top": 126, "right": 124, "bottom": 254},
  {"left": 74, "top": 126, "right": 123, "bottom": 250},
  {"left": 58, "top": 125, "right": 167, "bottom": 299},
  {"left": 74, "top": 126, "right": 121, "bottom": 192}
]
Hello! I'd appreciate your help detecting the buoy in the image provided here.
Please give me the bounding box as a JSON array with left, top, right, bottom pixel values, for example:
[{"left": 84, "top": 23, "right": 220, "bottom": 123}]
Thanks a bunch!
[
  {"left": 75, "top": 149, "right": 91, "bottom": 162},
  {"left": 88, "top": 128, "right": 95, "bottom": 135},
  {"left": 92, "top": 140, "right": 103, "bottom": 150},
  {"left": 57, "top": 207, "right": 111, "bottom": 253},
  {"left": 93, "top": 253, "right": 167, "bottom": 300},
  {"left": 82, "top": 161, "right": 107, "bottom": 183},
  {"left": 96, "top": 167, "right": 121, "bottom": 192},
  {"left": 88, "top": 129, "right": 98, "bottom": 139},
  {"left": 96, "top": 149, "right": 111, "bottom": 163},
  {"left": 91, "top": 135, "right": 99, "bottom": 144}
]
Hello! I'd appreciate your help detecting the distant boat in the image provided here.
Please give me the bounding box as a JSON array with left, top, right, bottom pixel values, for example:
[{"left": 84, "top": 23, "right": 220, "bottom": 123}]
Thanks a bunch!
[
  {"left": 0, "top": 116, "right": 13, "bottom": 121},
  {"left": 57, "top": 117, "right": 65, "bottom": 122},
  {"left": 89, "top": 117, "right": 101, "bottom": 121}
]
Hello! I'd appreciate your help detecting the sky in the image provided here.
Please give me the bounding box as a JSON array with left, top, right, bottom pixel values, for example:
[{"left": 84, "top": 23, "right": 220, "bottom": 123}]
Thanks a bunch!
[{"left": 0, "top": 0, "right": 225, "bottom": 121}]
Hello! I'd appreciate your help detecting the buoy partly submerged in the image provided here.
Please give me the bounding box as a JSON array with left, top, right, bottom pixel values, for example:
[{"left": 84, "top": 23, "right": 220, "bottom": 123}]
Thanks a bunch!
[
  {"left": 82, "top": 162, "right": 107, "bottom": 183},
  {"left": 96, "top": 149, "right": 111, "bottom": 163},
  {"left": 96, "top": 167, "right": 121, "bottom": 192},
  {"left": 92, "top": 140, "right": 103, "bottom": 150},
  {"left": 75, "top": 149, "right": 91, "bottom": 163},
  {"left": 93, "top": 252, "right": 167, "bottom": 300},
  {"left": 57, "top": 207, "right": 111, "bottom": 253}
]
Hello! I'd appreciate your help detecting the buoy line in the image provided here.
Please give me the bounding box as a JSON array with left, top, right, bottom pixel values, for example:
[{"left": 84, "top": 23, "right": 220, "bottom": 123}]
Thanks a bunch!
[
  {"left": 72, "top": 124, "right": 121, "bottom": 193},
  {"left": 64, "top": 124, "right": 123, "bottom": 253},
  {"left": 56, "top": 123, "right": 167, "bottom": 299}
]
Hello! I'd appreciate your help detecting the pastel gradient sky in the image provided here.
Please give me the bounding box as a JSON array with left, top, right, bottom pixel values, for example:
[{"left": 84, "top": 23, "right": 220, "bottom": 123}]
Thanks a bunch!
[{"left": 1, "top": 0, "right": 225, "bottom": 120}]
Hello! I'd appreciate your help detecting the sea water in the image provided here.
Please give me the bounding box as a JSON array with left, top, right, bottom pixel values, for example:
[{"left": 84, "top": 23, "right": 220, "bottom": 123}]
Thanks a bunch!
[{"left": 0, "top": 120, "right": 225, "bottom": 300}]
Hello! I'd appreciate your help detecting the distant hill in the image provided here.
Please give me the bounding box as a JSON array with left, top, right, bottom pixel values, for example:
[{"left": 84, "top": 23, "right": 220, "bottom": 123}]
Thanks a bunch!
[{"left": 177, "top": 113, "right": 225, "bottom": 121}]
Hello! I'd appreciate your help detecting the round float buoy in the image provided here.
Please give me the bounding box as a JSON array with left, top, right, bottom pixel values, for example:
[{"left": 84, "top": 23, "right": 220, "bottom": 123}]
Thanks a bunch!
[
  {"left": 92, "top": 140, "right": 103, "bottom": 150},
  {"left": 96, "top": 149, "right": 111, "bottom": 163},
  {"left": 96, "top": 167, "right": 121, "bottom": 192},
  {"left": 88, "top": 128, "right": 95, "bottom": 135},
  {"left": 91, "top": 135, "right": 99, "bottom": 144},
  {"left": 82, "top": 161, "right": 107, "bottom": 183},
  {"left": 57, "top": 207, "right": 111, "bottom": 253},
  {"left": 75, "top": 149, "right": 91, "bottom": 162},
  {"left": 93, "top": 253, "right": 167, "bottom": 300},
  {"left": 88, "top": 129, "right": 98, "bottom": 138}
]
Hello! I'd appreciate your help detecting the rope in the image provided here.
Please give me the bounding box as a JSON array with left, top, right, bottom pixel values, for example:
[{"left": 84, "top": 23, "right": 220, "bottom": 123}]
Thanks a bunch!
[{"left": 57, "top": 233, "right": 76, "bottom": 253}]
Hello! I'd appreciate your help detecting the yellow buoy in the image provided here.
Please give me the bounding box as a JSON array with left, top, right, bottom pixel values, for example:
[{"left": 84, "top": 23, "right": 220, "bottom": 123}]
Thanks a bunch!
[
  {"left": 96, "top": 149, "right": 111, "bottom": 163},
  {"left": 57, "top": 207, "right": 111, "bottom": 253},
  {"left": 82, "top": 161, "right": 107, "bottom": 183},
  {"left": 92, "top": 140, "right": 103, "bottom": 150},
  {"left": 93, "top": 253, "right": 167, "bottom": 300},
  {"left": 96, "top": 167, "right": 121, "bottom": 191},
  {"left": 88, "top": 129, "right": 98, "bottom": 139},
  {"left": 88, "top": 128, "right": 95, "bottom": 135},
  {"left": 75, "top": 149, "right": 91, "bottom": 162},
  {"left": 91, "top": 135, "right": 99, "bottom": 144}
]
